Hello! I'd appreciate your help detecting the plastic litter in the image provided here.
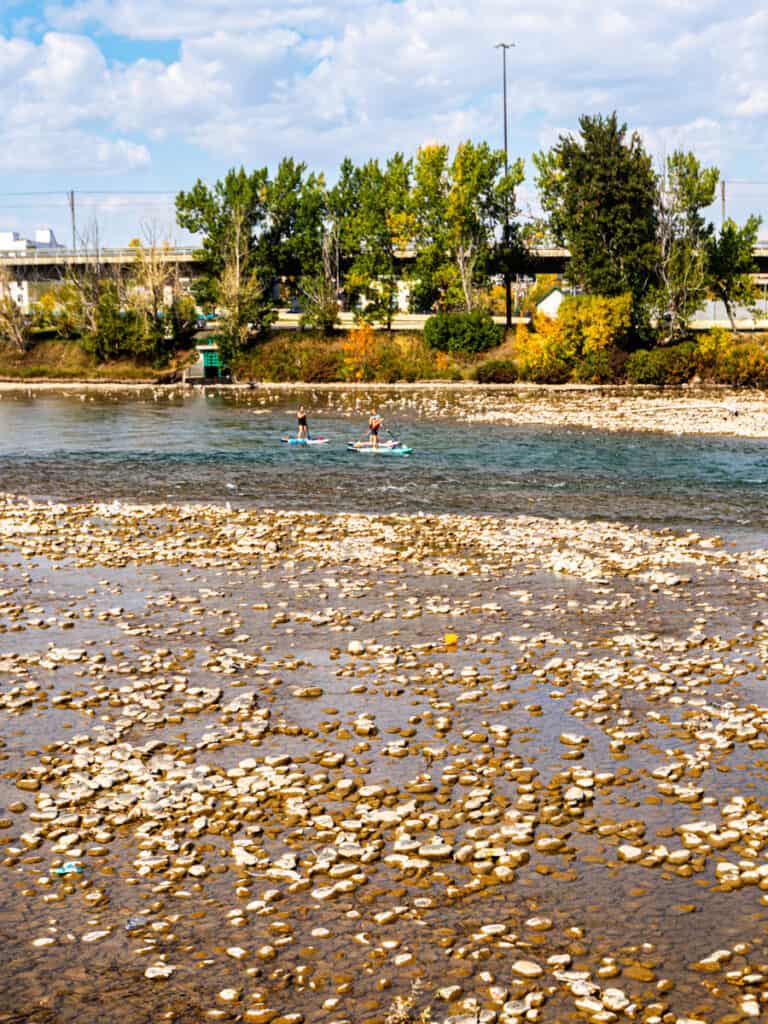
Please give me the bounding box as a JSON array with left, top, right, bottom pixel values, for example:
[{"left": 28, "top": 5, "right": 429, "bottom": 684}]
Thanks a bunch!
[{"left": 53, "top": 861, "right": 83, "bottom": 876}]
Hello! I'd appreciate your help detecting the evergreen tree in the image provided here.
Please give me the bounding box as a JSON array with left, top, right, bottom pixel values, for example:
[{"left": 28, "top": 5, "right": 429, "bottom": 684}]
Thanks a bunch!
[{"left": 533, "top": 113, "right": 657, "bottom": 321}]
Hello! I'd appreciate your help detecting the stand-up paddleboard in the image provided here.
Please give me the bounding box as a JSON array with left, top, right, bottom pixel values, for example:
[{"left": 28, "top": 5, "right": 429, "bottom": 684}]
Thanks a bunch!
[
  {"left": 281, "top": 437, "right": 330, "bottom": 446},
  {"left": 347, "top": 438, "right": 402, "bottom": 450},
  {"left": 347, "top": 443, "right": 412, "bottom": 455}
]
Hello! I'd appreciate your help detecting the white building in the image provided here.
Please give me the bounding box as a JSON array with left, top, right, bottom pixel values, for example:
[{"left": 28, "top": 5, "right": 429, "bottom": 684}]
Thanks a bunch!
[
  {"left": 0, "top": 228, "right": 63, "bottom": 312},
  {"left": 535, "top": 286, "right": 567, "bottom": 318},
  {"left": 0, "top": 227, "right": 63, "bottom": 255}
]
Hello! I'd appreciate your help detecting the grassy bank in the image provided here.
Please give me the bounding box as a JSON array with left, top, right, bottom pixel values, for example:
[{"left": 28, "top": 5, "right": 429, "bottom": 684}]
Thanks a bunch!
[
  {"left": 234, "top": 328, "right": 519, "bottom": 383},
  {"left": 0, "top": 338, "right": 193, "bottom": 382},
  {"left": 4, "top": 327, "right": 768, "bottom": 388}
]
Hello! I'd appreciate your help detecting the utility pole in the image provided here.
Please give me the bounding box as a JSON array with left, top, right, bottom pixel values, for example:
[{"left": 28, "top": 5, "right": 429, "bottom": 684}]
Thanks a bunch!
[
  {"left": 68, "top": 190, "right": 76, "bottom": 251},
  {"left": 495, "top": 42, "right": 515, "bottom": 329},
  {"left": 721, "top": 180, "right": 726, "bottom": 226}
]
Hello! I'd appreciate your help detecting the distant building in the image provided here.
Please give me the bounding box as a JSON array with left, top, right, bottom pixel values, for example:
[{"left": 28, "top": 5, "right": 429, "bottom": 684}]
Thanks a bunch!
[
  {"left": 0, "top": 228, "right": 64, "bottom": 312},
  {"left": 0, "top": 227, "right": 64, "bottom": 255},
  {"left": 535, "top": 286, "right": 567, "bottom": 318}
]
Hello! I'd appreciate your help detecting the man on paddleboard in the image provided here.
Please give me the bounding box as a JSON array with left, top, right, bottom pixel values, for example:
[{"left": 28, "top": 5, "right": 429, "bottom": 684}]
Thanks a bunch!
[
  {"left": 368, "top": 410, "right": 383, "bottom": 449},
  {"left": 297, "top": 406, "right": 309, "bottom": 440}
]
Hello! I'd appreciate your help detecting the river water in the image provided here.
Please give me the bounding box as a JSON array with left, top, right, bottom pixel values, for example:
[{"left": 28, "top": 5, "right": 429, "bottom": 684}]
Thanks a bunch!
[{"left": 1, "top": 389, "right": 767, "bottom": 536}]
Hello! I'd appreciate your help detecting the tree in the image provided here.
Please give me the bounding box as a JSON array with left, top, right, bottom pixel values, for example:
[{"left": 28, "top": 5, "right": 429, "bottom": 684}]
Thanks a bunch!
[
  {"left": 327, "top": 157, "right": 363, "bottom": 305},
  {"left": 215, "top": 200, "right": 273, "bottom": 366},
  {"left": 126, "top": 224, "right": 197, "bottom": 362},
  {"left": 347, "top": 153, "right": 413, "bottom": 329},
  {"left": 82, "top": 280, "right": 142, "bottom": 362},
  {"left": 176, "top": 166, "right": 269, "bottom": 310},
  {"left": 0, "top": 268, "right": 33, "bottom": 353},
  {"left": 59, "top": 218, "right": 108, "bottom": 340},
  {"left": 706, "top": 215, "right": 762, "bottom": 330},
  {"left": 412, "top": 141, "right": 524, "bottom": 312},
  {"left": 652, "top": 151, "right": 719, "bottom": 342},
  {"left": 176, "top": 168, "right": 275, "bottom": 361},
  {"left": 299, "top": 224, "right": 340, "bottom": 335},
  {"left": 256, "top": 157, "right": 326, "bottom": 297},
  {"left": 128, "top": 224, "right": 174, "bottom": 358},
  {"left": 533, "top": 113, "right": 658, "bottom": 319}
]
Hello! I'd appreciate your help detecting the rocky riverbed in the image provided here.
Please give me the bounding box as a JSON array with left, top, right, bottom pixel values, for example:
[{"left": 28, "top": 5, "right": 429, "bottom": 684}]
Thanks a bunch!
[
  {"left": 1, "top": 495, "right": 768, "bottom": 1023},
  {"left": 2, "top": 383, "right": 768, "bottom": 439}
]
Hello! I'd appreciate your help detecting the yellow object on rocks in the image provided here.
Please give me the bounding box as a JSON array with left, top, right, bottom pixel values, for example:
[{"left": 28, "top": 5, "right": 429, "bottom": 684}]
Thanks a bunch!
[{"left": 444, "top": 633, "right": 459, "bottom": 647}]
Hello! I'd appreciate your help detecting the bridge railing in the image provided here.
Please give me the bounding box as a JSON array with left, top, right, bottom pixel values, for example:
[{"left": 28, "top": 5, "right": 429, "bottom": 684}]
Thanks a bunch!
[{"left": 0, "top": 246, "right": 199, "bottom": 264}]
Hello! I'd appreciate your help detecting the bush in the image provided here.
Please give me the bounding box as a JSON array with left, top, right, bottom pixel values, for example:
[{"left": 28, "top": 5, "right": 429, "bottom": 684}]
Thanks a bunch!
[
  {"left": 625, "top": 341, "right": 697, "bottom": 384},
  {"left": 559, "top": 293, "right": 633, "bottom": 354},
  {"left": 515, "top": 316, "right": 574, "bottom": 383},
  {"left": 695, "top": 327, "right": 733, "bottom": 375},
  {"left": 710, "top": 341, "right": 768, "bottom": 387},
  {"left": 475, "top": 359, "right": 518, "bottom": 383},
  {"left": 235, "top": 330, "right": 456, "bottom": 383},
  {"left": 424, "top": 310, "right": 502, "bottom": 354},
  {"left": 571, "top": 347, "right": 628, "bottom": 384}
]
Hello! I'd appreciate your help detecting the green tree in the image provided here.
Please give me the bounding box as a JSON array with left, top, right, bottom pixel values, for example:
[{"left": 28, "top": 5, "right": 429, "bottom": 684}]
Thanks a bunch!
[
  {"left": 327, "top": 157, "right": 363, "bottom": 306},
  {"left": 256, "top": 157, "right": 327, "bottom": 298},
  {"left": 652, "top": 151, "right": 719, "bottom": 342},
  {"left": 176, "top": 167, "right": 275, "bottom": 359},
  {"left": 347, "top": 153, "right": 413, "bottom": 329},
  {"left": 533, "top": 113, "right": 658, "bottom": 320},
  {"left": 82, "top": 280, "right": 142, "bottom": 363},
  {"left": 412, "top": 141, "right": 523, "bottom": 312},
  {"left": 176, "top": 166, "right": 270, "bottom": 310},
  {"left": 706, "top": 215, "right": 762, "bottom": 331}
]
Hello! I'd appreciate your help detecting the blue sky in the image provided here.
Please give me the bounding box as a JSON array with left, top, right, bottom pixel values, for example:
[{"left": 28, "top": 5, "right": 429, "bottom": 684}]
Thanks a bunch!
[{"left": 1, "top": 0, "right": 767, "bottom": 243}]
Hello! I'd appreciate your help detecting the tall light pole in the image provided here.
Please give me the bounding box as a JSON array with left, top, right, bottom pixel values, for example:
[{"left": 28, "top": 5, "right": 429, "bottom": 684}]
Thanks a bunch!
[{"left": 496, "top": 42, "right": 515, "bottom": 328}]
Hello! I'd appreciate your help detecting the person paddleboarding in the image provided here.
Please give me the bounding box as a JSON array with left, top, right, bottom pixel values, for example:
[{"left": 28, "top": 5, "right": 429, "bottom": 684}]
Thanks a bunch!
[
  {"left": 368, "top": 409, "right": 383, "bottom": 449},
  {"left": 296, "top": 405, "right": 310, "bottom": 441}
]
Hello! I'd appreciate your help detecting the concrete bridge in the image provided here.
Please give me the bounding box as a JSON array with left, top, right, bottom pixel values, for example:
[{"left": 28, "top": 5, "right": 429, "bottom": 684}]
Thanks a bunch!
[{"left": 2, "top": 243, "right": 767, "bottom": 275}]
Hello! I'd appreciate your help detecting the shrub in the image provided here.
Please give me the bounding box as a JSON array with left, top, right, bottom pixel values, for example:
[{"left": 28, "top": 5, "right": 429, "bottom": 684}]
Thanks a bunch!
[
  {"left": 342, "top": 323, "right": 383, "bottom": 381},
  {"left": 299, "top": 345, "right": 344, "bottom": 382},
  {"left": 475, "top": 359, "right": 518, "bottom": 383},
  {"left": 571, "top": 347, "right": 627, "bottom": 384},
  {"left": 423, "top": 310, "right": 502, "bottom": 354},
  {"left": 694, "top": 330, "right": 768, "bottom": 386},
  {"left": 625, "top": 341, "right": 697, "bottom": 384},
  {"left": 711, "top": 341, "right": 768, "bottom": 387},
  {"left": 696, "top": 327, "right": 734, "bottom": 375},
  {"left": 515, "top": 316, "right": 574, "bottom": 383},
  {"left": 559, "top": 293, "right": 633, "bottom": 354}
]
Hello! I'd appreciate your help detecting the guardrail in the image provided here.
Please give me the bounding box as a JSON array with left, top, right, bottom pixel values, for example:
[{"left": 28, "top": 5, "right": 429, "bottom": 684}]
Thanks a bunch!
[{"left": 0, "top": 246, "right": 199, "bottom": 264}]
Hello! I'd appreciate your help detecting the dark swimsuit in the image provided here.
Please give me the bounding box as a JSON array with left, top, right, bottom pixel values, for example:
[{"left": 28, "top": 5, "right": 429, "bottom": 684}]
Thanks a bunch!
[
  {"left": 298, "top": 414, "right": 308, "bottom": 427},
  {"left": 369, "top": 421, "right": 379, "bottom": 436}
]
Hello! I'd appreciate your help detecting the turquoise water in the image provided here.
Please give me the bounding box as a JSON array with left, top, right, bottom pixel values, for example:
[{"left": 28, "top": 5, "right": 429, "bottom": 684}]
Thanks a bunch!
[{"left": 1, "top": 390, "right": 767, "bottom": 535}]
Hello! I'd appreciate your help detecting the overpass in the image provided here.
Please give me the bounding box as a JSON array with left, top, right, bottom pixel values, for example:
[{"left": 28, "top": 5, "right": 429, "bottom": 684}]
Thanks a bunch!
[{"left": 1, "top": 241, "right": 767, "bottom": 283}]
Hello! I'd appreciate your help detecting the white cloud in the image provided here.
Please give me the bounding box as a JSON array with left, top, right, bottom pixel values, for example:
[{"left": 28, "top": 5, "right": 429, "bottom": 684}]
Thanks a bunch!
[{"left": 0, "top": 1, "right": 765, "bottom": 191}]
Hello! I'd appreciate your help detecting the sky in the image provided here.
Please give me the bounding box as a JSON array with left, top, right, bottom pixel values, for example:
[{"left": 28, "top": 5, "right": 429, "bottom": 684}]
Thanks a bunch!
[{"left": 1, "top": 0, "right": 768, "bottom": 243}]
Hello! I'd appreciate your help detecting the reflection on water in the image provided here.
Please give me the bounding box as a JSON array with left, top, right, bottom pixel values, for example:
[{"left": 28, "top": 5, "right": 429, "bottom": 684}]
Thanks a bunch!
[{"left": 1, "top": 390, "right": 767, "bottom": 536}]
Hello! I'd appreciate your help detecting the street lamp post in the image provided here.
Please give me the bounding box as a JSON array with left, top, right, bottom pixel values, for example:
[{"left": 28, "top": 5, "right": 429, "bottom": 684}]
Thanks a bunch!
[{"left": 496, "top": 42, "right": 515, "bottom": 329}]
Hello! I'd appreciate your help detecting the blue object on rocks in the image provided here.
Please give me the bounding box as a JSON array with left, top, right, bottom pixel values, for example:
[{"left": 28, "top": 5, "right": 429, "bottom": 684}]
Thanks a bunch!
[{"left": 53, "top": 861, "right": 83, "bottom": 876}]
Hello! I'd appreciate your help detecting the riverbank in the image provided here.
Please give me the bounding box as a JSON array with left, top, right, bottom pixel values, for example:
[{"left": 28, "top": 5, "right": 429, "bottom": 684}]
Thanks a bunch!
[
  {"left": 1, "top": 495, "right": 768, "bottom": 1023},
  {"left": 2, "top": 380, "right": 768, "bottom": 438}
]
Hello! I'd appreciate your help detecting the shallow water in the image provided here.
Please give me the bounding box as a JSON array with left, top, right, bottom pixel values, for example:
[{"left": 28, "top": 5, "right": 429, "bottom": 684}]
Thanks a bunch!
[{"left": 1, "top": 390, "right": 768, "bottom": 535}]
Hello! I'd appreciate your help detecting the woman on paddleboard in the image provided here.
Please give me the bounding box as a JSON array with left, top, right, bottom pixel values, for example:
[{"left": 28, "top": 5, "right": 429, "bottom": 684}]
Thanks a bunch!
[
  {"left": 297, "top": 406, "right": 309, "bottom": 440},
  {"left": 368, "top": 410, "right": 383, "bottom": 449}
]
